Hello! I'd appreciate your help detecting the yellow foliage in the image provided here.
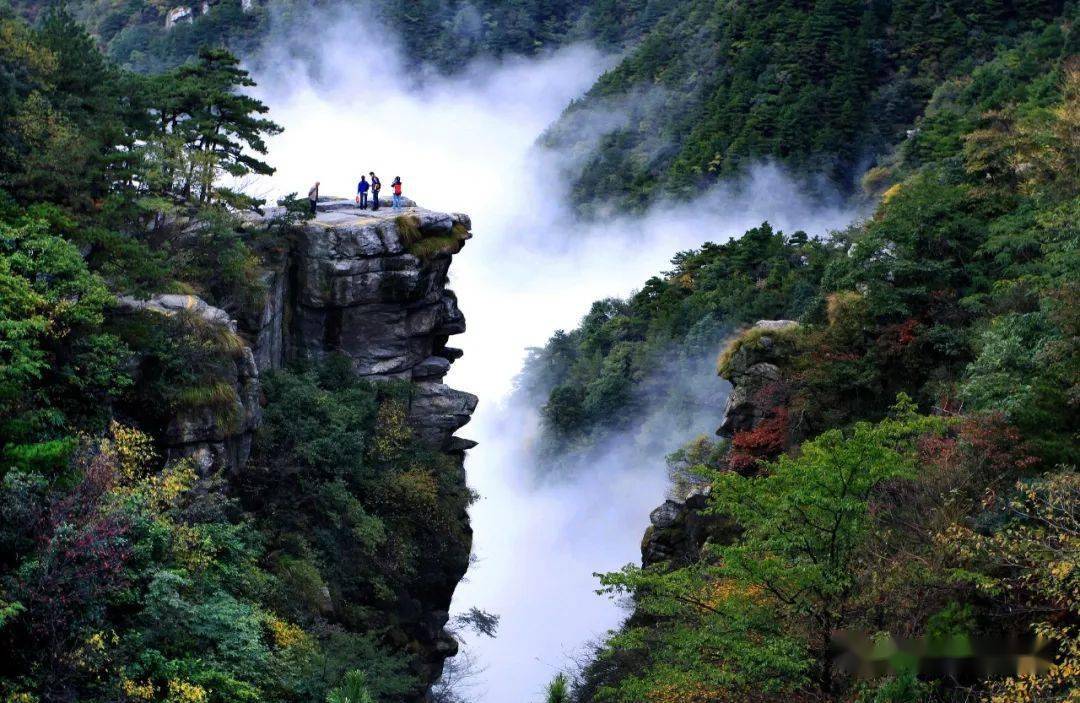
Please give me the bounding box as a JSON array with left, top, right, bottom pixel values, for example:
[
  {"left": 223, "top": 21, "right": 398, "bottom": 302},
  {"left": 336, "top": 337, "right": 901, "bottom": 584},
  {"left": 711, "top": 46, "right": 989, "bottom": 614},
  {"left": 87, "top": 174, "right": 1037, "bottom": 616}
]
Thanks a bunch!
[
  {"left": 122, "top": 679, "right": 156, "bottom": 701},
  {"left": 695, "top": 578, "right": 766, "bottom": 612},
  {"left": 6, "top": 693, "right": 38, "bottom": 703},
  {"left": 372, "top": 399, "right": 411, "bottom": 460},
  {"left": 172, "top": 523, "right": 214, "bottom": 574},
  {"left": 266, "top": 617, "right": 310, "bottom": 649},
  {"left": 394, "top": 468, "right": 439, "bottom": 507},
  {"left": 672, "top": 272, "right": 695, "bottom": 290},
  {"left": 85, "top": 631, "right": 107, "bottom": 654},
  {"left": 109, "top": 422, "right": 157, "bottom": 483},
  {"left": 881, "top": 183, "right": 903, "bottom": 203},
  {"left": 167, "top": 680, "right": 208, "bottom": 703},
  {"left": 826, "top": 290, "right": 865, "bottom": 328}
]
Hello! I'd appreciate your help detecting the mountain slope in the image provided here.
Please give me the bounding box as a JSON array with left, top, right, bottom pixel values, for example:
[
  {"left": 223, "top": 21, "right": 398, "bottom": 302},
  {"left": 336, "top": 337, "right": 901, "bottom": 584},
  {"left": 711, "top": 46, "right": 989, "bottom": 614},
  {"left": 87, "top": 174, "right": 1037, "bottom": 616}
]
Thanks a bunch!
[
  {"left": 0, "top": 12, "right": 478, "bottom": 702},
  {"left": 545, "top": 0, "right": 1070, "bottom": 211},
  {"left": 526, "top": 12, "right": 1079, "bottom": 702}
]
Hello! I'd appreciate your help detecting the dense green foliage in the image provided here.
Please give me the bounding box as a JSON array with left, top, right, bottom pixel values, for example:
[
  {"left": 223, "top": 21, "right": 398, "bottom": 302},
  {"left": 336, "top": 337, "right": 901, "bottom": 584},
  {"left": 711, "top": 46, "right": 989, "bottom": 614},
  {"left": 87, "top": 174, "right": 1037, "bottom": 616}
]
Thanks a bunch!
[
  {"left": 0, "top": 10, "right": 470, "bottom": 702},
  {"left": 517, "top": 221, "right": 831, "bottom": 461},
  {"left": 0, "top": 5, "right": 280, "bottom": 465},
  {"left": 525, "top": 13, "right": 1079, "bottom": 464},
  {"left": 546, "top": 0, "right": 1076, "bottom": 210},
  {"left": 0, "top": 366, "right": 456, "bottom": 702},
  {"left": 530, "top": 17, "right": 1079, "bottom": 703},
  {"left": 585, "top": 407, "right": 1074, "bottom": 703},
  {"left": 10, "top": 0, "right": 607, "bottom": 74}
]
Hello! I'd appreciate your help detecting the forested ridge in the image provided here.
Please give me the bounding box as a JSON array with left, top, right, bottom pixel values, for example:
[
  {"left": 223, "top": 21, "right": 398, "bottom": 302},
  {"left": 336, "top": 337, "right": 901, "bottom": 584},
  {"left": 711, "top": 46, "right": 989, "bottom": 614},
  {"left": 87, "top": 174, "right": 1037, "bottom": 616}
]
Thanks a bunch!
[
  {"left": 523, "top": 9, "right": 1079, "bottom": 702},
  {"left": 12, "top": 0, "right": 1075, "bottom": 213},
  {"left": 546, "top": 0, "right": 1072, "bottom": 210},
  {"left": 0, "top": 9, "right": 473, "bottom": 703}
]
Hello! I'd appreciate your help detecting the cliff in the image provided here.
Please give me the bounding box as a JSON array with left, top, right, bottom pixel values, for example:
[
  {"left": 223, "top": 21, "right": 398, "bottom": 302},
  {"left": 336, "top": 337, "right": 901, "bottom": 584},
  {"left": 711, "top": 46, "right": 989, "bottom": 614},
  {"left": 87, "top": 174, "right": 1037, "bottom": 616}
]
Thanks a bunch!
[
  {"left": 117, "top": 198, "right": 477, "bottom": 697},
  {"left": 640, "top": 320, "right": 798, "bottom": 567}
]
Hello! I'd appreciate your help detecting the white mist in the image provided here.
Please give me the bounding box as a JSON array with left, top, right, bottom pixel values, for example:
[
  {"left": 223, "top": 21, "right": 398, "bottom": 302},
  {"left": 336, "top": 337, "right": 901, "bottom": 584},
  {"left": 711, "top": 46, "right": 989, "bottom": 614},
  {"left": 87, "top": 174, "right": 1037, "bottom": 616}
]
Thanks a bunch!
[{"left": 245, "top": 8, "right": 857, "bottom": 700}]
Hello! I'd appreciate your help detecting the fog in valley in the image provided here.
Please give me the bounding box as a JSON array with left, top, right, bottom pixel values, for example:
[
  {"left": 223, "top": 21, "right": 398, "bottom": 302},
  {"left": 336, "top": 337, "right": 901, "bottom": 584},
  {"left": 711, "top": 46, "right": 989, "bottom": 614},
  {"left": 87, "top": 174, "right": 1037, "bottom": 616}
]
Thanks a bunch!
[{"left": 245, "top": 6, "right": 858, "bottom": 700}]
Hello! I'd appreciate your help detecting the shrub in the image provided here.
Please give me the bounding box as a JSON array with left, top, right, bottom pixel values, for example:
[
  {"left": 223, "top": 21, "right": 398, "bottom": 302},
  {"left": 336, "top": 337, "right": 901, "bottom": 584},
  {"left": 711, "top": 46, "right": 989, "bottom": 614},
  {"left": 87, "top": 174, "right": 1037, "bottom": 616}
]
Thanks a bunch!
[{"left": 728, "top": 407, "right": 790, "bottom": 474}]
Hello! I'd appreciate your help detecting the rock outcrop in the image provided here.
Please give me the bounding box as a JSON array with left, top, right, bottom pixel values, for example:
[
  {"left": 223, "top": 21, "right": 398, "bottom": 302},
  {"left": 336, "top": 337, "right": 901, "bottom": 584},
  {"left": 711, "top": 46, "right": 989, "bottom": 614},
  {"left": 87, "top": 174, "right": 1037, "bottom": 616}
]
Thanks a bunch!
[
  {"left": 136, "top": 200, "right": 478, "bottom": 469},
  {"left": 640, "top": 320, "right": 801, "bottom": 569},
  {"left": 641, "top": 486, "right": 732, "bottom": 567},
  {"left": 116, "top": 294, "right": 263, "bottom": 475},
  {"left": 121, "top": 199, "right": 477, "bottom": 698},
  {"left": 716, "top": 319, "right": 799, "bottom": 438},
  {"left": 271, "top": 198, "right": 476, "bottom": 449}
]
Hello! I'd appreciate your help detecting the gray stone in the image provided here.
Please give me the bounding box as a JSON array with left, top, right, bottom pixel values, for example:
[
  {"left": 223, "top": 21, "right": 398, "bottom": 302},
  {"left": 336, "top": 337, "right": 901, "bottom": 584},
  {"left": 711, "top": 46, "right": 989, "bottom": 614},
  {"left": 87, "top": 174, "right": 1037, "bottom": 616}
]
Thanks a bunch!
[
  {"left": 250, "top": 268, "right": 287, "bottom": 372},
  {"left": 451, "top": 213, "right": 471, "bottom": 231},
  {"left": 753, "top": 319, "right": 799, "bottom": 331},
  {"left": 415, "top": 211, "right": 454, "bottom": 236},
  {"left": 407, "top": 382, "right": 478, "bottom": 449},
  {"left": 299, "top": 254, "right": 425, "bottom": 307},
  {"left": 444, "top": 437, "right": 479, "bottom": 452},
  {"left": 413, "top": 355, "right": 451, "bottom": 380},
  {"left": 117, "top": 293, "right": 236, "bottom": 331},
  {"left": 650, "top": 500, "right": 683, "bottom": 529}
]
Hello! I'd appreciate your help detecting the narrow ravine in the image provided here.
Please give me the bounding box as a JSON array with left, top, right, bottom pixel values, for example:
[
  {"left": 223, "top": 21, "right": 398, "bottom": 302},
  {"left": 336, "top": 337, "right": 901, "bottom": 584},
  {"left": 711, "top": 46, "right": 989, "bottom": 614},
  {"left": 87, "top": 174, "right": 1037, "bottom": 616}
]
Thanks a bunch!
[{"left": 249, "top": 14, "right": 856, "bottom": 701}]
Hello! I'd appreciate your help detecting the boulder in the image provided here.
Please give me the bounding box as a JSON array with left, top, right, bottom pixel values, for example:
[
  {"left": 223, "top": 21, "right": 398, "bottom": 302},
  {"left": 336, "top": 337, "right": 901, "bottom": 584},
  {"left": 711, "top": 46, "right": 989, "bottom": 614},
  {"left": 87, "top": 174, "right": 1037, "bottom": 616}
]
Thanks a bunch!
[
  {"left": 650, "top": 500, "right": 683, "bottom": 529},
  {"left": 407, "top": 382, "right": 478, "bottom": 449},
  {"left": 117, "top": 293, "right": 236, "bottom": 330},
  {"left": 412, "top": 355, "right": 451, "bottom": 380}
]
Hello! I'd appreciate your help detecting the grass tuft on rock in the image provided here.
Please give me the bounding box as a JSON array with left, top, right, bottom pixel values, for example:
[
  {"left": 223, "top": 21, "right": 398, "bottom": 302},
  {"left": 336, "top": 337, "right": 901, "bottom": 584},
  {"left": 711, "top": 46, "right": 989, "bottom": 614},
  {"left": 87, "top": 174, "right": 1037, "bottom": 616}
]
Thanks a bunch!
[
  {"left": 408, "top": 235, "right": 463, "bottom": 260},
  {"left": 716, "top": 324, "right": 802, "bottom": 377},
  {"left": 404, "top": 220, "right": 471, "bottom": 261},
  {"left": 395, "top": 215, "right": 423, "bottom": 246}
]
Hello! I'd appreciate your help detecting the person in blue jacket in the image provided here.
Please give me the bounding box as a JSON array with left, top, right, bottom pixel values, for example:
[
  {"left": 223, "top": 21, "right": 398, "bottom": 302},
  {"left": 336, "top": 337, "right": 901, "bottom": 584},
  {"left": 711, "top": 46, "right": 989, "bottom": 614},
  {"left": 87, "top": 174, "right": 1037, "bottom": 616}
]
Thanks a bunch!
[
  {"left": 356, "top": 175, "right": 370, "bottom": 209},
  {"left": 370, "top": 172, "right": 382, "bottom": 211}
]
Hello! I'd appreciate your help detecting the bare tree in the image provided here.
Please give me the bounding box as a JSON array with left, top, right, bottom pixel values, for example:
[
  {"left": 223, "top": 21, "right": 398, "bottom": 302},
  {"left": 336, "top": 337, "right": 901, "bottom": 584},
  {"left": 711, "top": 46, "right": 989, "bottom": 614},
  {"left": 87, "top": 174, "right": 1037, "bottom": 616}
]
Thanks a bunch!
[{"left": 429, "top": 607, "right": 500, "bottom": 703}]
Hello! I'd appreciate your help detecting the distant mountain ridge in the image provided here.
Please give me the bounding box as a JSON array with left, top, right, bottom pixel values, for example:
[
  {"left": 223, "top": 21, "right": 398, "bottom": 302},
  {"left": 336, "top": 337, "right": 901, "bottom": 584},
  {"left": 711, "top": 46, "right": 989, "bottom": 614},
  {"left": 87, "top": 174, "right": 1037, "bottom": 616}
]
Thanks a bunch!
[{"left": 11, "top": 0, "right": 1069, "bottom": 211}]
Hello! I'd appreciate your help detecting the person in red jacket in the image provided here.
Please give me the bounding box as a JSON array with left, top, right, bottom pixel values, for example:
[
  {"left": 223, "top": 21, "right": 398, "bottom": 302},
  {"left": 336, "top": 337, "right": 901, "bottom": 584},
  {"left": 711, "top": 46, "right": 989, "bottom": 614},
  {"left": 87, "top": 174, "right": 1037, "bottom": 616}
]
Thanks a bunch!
[{"left": 391, "top": 177, "right": 404, "bottom": 209}]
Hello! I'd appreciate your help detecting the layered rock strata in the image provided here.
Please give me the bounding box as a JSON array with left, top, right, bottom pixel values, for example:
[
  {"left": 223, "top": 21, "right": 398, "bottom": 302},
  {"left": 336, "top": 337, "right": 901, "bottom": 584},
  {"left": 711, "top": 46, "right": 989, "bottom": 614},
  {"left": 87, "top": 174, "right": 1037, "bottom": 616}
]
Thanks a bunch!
[{"left": 119, "top": 199, "right": 477, "bottom": 698}]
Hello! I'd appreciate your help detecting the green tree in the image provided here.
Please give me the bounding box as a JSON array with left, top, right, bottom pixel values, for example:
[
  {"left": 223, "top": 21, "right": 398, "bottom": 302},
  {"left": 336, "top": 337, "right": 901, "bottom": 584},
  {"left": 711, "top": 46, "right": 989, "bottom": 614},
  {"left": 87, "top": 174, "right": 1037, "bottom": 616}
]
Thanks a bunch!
[
  {"left": 140, "top": 47, "right": 281, "bottom": 206},
  {"left": 327, "top": 670, "right": 376, "bottom": 703},
  {"left": 0, "top": 217, "right": 127, "bottom": 457},
  {"left": 596, "top": 400, "right": 949, "bottom": 699},
  {"left": 545, "top": 672, "right": 570, "bottom": 703}
]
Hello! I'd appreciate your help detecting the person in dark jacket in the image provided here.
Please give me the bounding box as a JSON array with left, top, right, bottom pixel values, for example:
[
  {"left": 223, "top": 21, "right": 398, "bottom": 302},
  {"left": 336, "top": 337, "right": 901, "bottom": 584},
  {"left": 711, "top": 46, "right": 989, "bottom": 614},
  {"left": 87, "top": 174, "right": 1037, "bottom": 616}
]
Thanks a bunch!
[
  {"left": 370, "top": 172, "right": 382, "bottom": 211},
  {"left": 308, "top": 181, "right": 319, "bottom": 217},
  {"left": 356, "top": 175, "right": 370, "bottom": 209},
  {"left": 391, "top": 176, "right": 403, "bottom": 209}
]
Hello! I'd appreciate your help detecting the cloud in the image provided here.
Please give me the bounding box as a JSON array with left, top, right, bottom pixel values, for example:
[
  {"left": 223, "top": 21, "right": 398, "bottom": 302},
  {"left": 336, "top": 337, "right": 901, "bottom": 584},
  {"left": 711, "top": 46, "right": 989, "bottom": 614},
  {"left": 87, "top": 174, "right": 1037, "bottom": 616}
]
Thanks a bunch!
[{"left": 244, "top": 7, "right": 860, "bottom": 700}]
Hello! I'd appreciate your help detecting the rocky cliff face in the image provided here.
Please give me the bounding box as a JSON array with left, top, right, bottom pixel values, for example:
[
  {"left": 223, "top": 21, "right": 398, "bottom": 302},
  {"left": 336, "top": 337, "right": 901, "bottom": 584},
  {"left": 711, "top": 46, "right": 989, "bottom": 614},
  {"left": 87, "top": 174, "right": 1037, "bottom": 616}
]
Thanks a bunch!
[
  {"left": 129, "top": 199, "right": 478, "bottom": 470},
  {"left": 284, "top": 199, "right": 477, "bottom": 451},
  {"left": 639, "top": 320, "right": 799, "bottom": 568},
  {"left": 120, "top": 199, "right": 477, "bottom": 697},
  {"left": 715, "top": 319, "right": 799, "bottom": 440},
  {"left": 641, "top": 487, "right": 731, "bottom": 568}
]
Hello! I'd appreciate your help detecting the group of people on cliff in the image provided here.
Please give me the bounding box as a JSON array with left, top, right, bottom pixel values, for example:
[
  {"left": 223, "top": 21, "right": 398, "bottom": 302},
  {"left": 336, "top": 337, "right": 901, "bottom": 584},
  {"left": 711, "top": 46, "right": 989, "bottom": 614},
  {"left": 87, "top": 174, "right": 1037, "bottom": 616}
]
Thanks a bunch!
[{"left": 306, "top": 173, "right": 405, "bottom": 216}]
